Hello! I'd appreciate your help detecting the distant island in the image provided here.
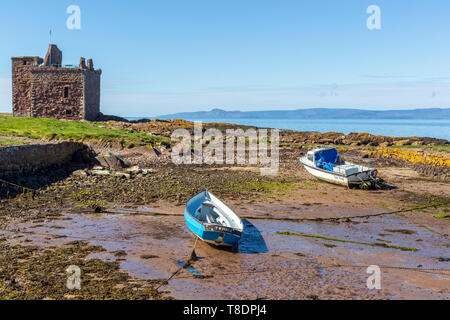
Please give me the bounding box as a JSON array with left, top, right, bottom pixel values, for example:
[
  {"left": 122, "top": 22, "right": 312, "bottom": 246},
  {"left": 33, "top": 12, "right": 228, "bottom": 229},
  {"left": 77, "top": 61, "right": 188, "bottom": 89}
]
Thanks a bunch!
[{"left": 157, "top": 108, "right": 450, "bottom": 120}]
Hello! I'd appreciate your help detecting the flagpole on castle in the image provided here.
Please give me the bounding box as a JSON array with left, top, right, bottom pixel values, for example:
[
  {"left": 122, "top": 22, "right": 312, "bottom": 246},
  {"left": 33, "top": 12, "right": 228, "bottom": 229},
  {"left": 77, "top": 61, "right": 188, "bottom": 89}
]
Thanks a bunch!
[{"left": 48, "top": 28, "right": 53, "bottom": 66}]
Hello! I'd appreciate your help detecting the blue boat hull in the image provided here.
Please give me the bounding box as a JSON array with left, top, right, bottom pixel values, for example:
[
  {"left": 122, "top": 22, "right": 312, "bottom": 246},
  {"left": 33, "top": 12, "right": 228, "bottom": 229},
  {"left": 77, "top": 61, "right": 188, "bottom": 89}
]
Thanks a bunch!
[{"left": 184, "top": 209, "right": 241, "bottom": 247}]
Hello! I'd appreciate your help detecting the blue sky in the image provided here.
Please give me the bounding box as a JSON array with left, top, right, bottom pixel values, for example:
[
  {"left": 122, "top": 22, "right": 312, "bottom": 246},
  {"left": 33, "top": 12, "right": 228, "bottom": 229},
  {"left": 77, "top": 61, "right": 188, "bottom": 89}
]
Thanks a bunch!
[{"left": 0, "top": 0, "right": 449, "bottom": 116}]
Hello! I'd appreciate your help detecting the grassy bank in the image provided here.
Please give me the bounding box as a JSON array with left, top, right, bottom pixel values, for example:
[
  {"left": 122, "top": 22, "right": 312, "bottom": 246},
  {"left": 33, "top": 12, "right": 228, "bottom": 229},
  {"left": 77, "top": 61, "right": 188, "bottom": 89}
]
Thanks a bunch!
[
  {"left": 0, "top": 137, "right": 30, "bottom": 147},
  {"left": 0, "top": 116, "right": 171, "bottom": 147}
]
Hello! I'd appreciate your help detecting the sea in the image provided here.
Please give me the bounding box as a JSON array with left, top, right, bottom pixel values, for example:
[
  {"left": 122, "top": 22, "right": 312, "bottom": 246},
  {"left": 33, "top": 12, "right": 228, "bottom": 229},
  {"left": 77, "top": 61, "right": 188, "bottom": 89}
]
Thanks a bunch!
[{"left": 126, "top": 118, "right": 450, "bottom": 141}]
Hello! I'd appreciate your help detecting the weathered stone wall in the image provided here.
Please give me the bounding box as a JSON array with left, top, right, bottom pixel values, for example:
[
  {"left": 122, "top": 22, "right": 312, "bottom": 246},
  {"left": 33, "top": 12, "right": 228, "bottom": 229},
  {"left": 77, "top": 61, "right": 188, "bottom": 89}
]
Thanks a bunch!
[
  {"left": 0, "top": 142, "right": 85, "bottom": 178},
  {"left": 11, "top": 57, "right": 37, "bottom": 117},
  {"left": 11, "top": 45, "right": 102, "bottom": 121},
  {"left": 43, "top": 44, "right": 62, "bottom": 67},
  {"left": 84, "top": 70, "right": 101, "bottom": 121},
  {"left": 30, "top": 68, "right": 85, "bottom": 120}
]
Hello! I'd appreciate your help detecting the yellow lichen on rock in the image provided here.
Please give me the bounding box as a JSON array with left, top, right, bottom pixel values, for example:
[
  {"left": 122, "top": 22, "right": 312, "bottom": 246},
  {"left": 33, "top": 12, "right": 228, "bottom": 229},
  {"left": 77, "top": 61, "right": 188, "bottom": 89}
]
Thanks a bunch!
[{"left": 368, "top": 148, "right": 450, "bottom": 168}]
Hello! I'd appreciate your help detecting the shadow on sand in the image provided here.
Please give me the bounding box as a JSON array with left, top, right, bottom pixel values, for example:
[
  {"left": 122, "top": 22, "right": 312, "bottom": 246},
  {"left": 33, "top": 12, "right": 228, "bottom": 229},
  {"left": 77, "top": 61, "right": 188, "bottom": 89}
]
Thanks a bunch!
[
  {"left": 202, "top": 219, "right": 268, "bottom": 254},
  {"left": 238, "top": 219, "right": 268, "bottom": 254}
]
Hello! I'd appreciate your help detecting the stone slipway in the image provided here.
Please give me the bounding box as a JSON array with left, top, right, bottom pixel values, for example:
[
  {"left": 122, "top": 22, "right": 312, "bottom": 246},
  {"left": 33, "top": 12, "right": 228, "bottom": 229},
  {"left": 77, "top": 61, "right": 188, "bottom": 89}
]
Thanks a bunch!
[{"left": 0, "top": 142, "right": 86, "bottom": 178}]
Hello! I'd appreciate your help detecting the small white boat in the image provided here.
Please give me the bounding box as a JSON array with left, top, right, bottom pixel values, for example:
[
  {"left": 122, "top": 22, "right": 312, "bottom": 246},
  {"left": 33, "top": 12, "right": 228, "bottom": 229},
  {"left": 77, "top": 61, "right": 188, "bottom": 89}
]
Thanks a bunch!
[
  {"left": 300, "top": 148, "right": 377, "bottom": 188},
  {"left": 184, "top": 190, "right": 244, "bottom": 247}
]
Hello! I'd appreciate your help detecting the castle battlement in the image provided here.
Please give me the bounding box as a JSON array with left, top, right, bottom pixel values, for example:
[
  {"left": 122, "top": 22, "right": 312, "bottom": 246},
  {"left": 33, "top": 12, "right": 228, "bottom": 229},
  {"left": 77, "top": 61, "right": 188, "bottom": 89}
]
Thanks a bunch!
[{"left": 11, "top": 44, "right": 102, "bottom": 121}]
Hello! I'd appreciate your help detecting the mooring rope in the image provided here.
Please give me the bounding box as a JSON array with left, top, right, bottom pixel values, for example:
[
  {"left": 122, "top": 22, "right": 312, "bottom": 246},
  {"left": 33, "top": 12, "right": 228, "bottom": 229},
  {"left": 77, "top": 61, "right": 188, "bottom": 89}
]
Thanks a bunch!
[
  {"left": 171, "top": 261, "right": 450, "bottom": 280},
  {"left": 1, "top": 191, "right": 448, "bottom": 289},
  {"left": 1, "top": 227, "right": 449, "bottom": 294},
  {"left": 155, "top": 225, "right": 201, "bottom": 290},
  {"left": 97, "top": 201, "right": 447, "bottom": 223},
  {"left": 0, "top": 177, "right": 34, "bottom": 193}
]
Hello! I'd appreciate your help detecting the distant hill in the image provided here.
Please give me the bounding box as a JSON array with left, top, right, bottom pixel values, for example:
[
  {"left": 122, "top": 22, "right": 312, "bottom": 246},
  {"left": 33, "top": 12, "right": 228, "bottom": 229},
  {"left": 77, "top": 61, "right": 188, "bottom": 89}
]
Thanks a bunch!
[{"left": 158, "top": 108, "right": 450, "bottom": 120}]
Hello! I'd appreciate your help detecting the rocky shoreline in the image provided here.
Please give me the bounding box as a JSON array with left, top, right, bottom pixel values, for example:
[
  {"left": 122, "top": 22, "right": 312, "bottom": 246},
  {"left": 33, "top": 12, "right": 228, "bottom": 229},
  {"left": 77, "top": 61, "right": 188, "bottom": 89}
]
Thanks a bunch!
[
  {"left": 102, "top": 118, "right": 449, "bottom": 146},
  {"left": 0, "top": 118, "right": 449, "bottom": 300}
]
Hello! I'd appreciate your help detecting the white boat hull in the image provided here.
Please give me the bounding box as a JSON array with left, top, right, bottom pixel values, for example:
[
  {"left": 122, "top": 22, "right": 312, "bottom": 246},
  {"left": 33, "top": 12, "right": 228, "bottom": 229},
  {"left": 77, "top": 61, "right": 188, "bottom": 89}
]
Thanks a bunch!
[
  {"left": 301, "top": 159, "right": 377, "bottom": 187},
  {"left": 303, "top": 164, "right": 349, "bottom": 186}
]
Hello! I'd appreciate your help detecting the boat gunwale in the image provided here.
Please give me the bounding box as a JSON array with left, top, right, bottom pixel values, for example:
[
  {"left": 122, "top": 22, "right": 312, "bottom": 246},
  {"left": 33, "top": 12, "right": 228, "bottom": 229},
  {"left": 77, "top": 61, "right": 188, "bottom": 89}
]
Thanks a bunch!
[{"left": 185, "top": 190, "right": 243, "bottom": 233}]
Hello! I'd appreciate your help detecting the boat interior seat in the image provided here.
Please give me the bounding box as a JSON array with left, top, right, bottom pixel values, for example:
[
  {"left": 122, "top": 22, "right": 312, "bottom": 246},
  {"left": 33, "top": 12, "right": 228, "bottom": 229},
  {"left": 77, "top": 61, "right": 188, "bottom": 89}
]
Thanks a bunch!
[{"left": 195, "top": 201, "right": 230, "bottom": 227}]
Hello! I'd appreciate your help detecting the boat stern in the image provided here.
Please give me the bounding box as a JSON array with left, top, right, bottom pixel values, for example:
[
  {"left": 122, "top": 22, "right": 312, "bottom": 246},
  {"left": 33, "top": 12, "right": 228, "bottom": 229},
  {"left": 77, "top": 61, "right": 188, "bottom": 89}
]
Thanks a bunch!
[
  {"left": 203, "top": 225, "right": 242, "bottom": 247},
  {"left": 347, "top": 168, "right": 378, "bottom": 186}
]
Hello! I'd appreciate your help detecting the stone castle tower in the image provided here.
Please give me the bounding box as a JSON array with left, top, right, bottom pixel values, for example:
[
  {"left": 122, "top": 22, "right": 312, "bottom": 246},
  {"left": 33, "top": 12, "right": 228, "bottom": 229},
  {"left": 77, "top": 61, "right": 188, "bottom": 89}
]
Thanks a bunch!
[{"left": 11, "top": 44, "right": 101, "bottom": 121}]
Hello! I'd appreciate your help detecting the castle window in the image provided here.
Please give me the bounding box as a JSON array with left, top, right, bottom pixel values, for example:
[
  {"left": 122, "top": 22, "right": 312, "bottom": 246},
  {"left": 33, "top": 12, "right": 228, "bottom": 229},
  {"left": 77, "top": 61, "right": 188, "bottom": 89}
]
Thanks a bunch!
[
  {"left": 66, "top": 109, "right": 72, "bottom": 116},
  {"left": 23, "top": 60, "right": 27, "bottom": 65},
  {"left": 64, "top": 87, "right": 69, "bottom": 98}
]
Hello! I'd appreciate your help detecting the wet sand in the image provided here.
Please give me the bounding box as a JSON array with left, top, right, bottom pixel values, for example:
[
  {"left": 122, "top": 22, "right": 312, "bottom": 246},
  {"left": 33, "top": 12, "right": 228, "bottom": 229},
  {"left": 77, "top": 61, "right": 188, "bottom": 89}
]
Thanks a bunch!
[
  {"left": 3, "top": 194, "right": 448, "bottom": 300},
  {"left": 0, "top": 142, "right": 449, "bottom": 300}
]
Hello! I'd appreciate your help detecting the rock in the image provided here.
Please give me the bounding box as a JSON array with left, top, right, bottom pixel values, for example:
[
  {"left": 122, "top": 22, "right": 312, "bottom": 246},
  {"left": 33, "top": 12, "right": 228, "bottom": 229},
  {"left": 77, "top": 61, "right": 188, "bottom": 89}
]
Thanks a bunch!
[
  {"left": 342, "top": 139, "right": 354, "bottom": 145},
  {"left": 360, "top": 152, "right": 370, "bottom": 159},
  {"left": 95, "top": 155, "right": 110, "bottom": 167},
  {"left": 395, "top": 139, "right": 411, "bottom": 146},
  {"left": 130, "top": 146, "right": 161, "bottom": 158},
  {"left": 95, "top": 153, "right": 127, "bottom": 170},
  {"left": 379, "top": 142, "right": 392, "bottom": 148},
  {"left": 333, "top": 135, "right": 346, "bottom": 144},
  {"left": 142, "top": 168, "right": 153, "bottom": 175},
  {"left": 126, "top": 165, "right": 142, "bottom": 175},
  {"left": 91, "top": 169, "right": 112, "bottom": 176},
  {"left": 114, "top": 172, "right": 131, "bottom": 179},
  {"left": 318, "top": 138, "right": 334, "bottom": 145},
  {"left": 72, "top": 170, "right": 87, "bottom": 177}
]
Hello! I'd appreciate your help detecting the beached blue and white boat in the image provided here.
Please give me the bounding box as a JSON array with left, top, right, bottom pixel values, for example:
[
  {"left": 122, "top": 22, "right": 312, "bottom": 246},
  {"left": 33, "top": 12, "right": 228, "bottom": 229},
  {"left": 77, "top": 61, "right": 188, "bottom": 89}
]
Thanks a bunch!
[
  {"left": 300, "top": 148, "right": 378, "bottom": 187},
  {"left": 184, "top": 190, "right": 243, "bottom": 247}
]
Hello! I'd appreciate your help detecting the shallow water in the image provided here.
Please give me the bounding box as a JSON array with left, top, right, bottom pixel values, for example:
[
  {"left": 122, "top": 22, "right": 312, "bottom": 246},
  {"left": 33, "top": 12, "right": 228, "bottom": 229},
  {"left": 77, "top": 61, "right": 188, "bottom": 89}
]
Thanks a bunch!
[
  {"left": 131, "top": 118, "right": 450, "bottom": 140},
  {"left": 3, "top": 204, "right": 449, "bottom": 299}
]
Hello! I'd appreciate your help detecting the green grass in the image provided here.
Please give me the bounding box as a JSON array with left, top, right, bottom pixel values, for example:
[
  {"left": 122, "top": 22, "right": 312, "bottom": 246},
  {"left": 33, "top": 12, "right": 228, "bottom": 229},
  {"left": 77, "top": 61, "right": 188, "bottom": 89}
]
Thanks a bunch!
[
  {"left": 377, "top": 202, "right": 390, "bottom": 210},
  {"left": 0, "top": 137, "right": 30, "bottom": 147},
  {"left": 299, "top": 180, "right": 317, "bottom": 189},
  {"left": 277, "top": 231, "right": 419, "bottom": 252},
  {"left": 0, "top": 116, "right": 171, "bottom": 147}
]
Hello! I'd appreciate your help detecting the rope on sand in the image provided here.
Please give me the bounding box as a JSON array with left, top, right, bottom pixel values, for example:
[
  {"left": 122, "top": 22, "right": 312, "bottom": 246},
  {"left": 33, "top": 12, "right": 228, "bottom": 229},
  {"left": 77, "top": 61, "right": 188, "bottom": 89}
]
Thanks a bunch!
[
  {"left": 0, "top": 178, "right": 34, "bottom": 193},
  {"left": 155, "top": 226, "right": 200, "bottom": 290},
  {"left": 100, "top": 201, "right": 447, "bottom": 223},
  {"left": 170, "top": 258, "right": 450, "bottom": 280},
  {"left": 244, "top": 202, "right": 447, "bottom": 222},
  {"left": 3, "top": 228, "right": 449, "bottom": 289}
]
